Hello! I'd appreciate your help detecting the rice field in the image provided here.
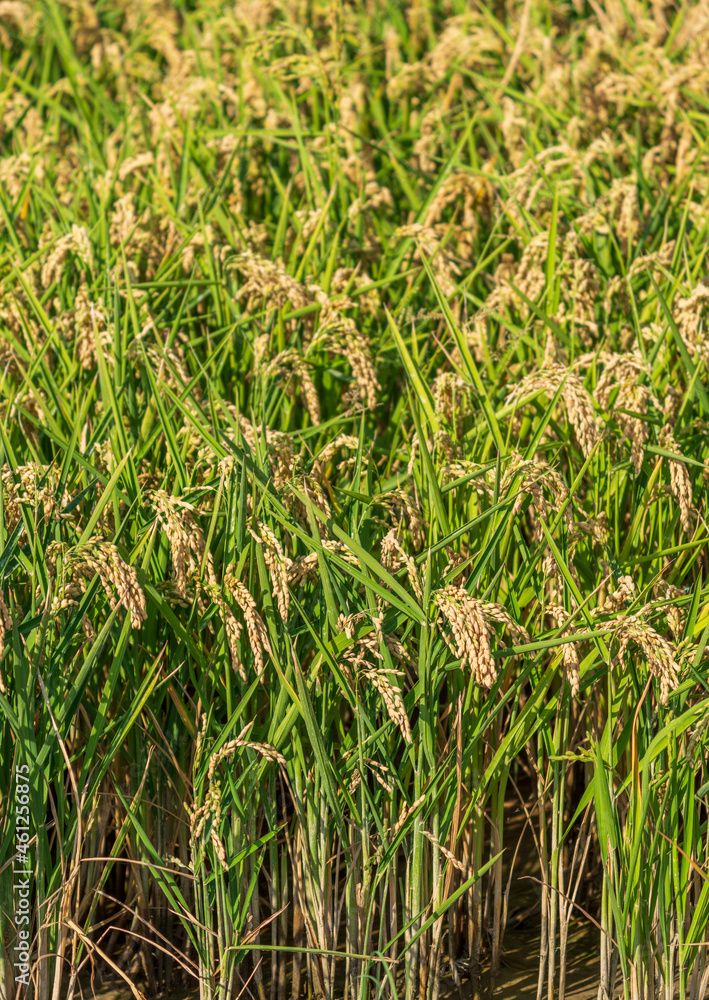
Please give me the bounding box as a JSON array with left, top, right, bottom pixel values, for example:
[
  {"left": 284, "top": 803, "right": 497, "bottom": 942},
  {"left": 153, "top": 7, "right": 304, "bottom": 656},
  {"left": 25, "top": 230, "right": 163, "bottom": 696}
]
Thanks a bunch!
[{"left": 2, "top": 1, "right": 709, "bottom": 999}]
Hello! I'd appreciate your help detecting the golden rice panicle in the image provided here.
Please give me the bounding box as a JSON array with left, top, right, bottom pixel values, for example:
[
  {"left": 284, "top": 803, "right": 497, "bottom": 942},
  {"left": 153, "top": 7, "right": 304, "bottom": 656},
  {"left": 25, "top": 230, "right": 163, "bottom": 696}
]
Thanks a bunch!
[
  {"left": 335, "top": 611, "right": 413, "bottom": 742},
  {"left": 237, "top": 414, "right": 295, "bottom": 492},
  {"left": 149, "top": 489, "right": 217, "bottom": 599},
  {"left": 659, "top": 425, "right": 696, "bottom": 535},
  {"left": 287, "top": 551, "right": 320, "bottom": 587},
  {"left": 603, "top": 574, "right": 635, "bottom": 613},
  {"left": 2, "top": 463, "right": 72, "bottom": 535},
  {"left": 193, "top": 712, "right": 209, "bottom": 772},
  {"left": 47, "top": 537, "right": 147, "bottom": 629},
  {"left": 413, "top": 106, "right": 443, "bottom": 174},
  {"left": 407, "top": 432, "right": 419, "bottom": 479},
  {"left": 265, "top": 348, "right": 321, "bottom": 426},
  {"left": 252, "top": 332, "right": 271, "bottom": 372},
  {"left": 422, "top": 830, "right": 472, "bottom": 878},
  {"left": 546, "top": 604, "right": 581, "bottom": 697},
  {"left": 0, "top": 589, "right": 12, "bottom": 693},
  {"left": 433, "top": 586, "right": 496, "bottom": 688},
  {"left": 666, "top": 603, "right": 684, "bottom": 642},
  {"left": 54, "top": 277, "right": 113, "bottom": 370},
  {"left": 673, "top": 283, "right": 709, "bottom": 363},
  {"left": 311, "top": 434, "right": 360, "bottom": 482},
  {"left": 501, "top": 451, "right": 571, "bottom": 535},
  {"left": 201, "top": 582, "right": 246, "bottom": 681},
  {"left": 40, "top": 224, "right": 93, "bottom": 287},
  {"left": 553, "top": 367, "right": 602, "bottom": 458},
  {"left": 44, "top": 542, "right": 84, "bottom": 616},
  {"left": 510, "top": 233, "right": 550, "bottom": 309},
  {"left": 424, "top": 170, "right": 493, "bottom": 258},
  {"left": 117, "top": 151, "right": 155, "bottom": 183},
  {"left": 211, "top": 827, "right": 228, "bottom": 871},
  {"left": 248, "top": 521, "right": 290, "bottom": 621},
  {"left": 338, "top": 612, "right": 382, "bottom": 672},
  {"left": 347, "top": 763, "right": 361, "bottom": 795},
  {"left": 613, "top": 614, "right": 680, "bottom": 705},
  {"left": 295, "top": 356, "right": 321, "bottom": 426},
  {"left": 300, "top": 474, "right": 332, "bottom": 527},
  {"left": 377, "top": 489, "right": 426, "bottom": 550},
  {"left": 393, "top": 794, "right": 426, "bottom": 838},
  {"left": 314, "top": 312, "right": 380, "bottom": 410},
  {"left": 608, "top": 177, "right": 641, "bottom": 251},
  {"left": 347, "top": 756, "right": 393, "bottom": 796},
  {"left": 329, "top": 265, "right": 380, "bottom": 315},
  {"left": 287, "top": 540, "right": 358, "bottom": 587},
  {"left": 506, "top": 364, "right": 601, "bottom": 458},
  {"left": 381, "top": 527, "right": 423, "bottom": 603},
  {"left": 654, "top": 583, "right": 686, "bottom": 642},
  {"left": 663, "top": 384, "right": 683, "bottom": 426},
  {"left": 594, "top": 353, "right": 657, "bottom": 474},
  {"left": 181, "top": 225, "right": 216, "bottom": 274},
  {"left": 432, "top": 372, "right": 473, "bottom": 433},
  {"left": 207, "top": 722, "right": 286, "bottom": 780},
  {"left": 556, "top": 255, "right": 600, "bottom": 344},
  {"left": 223, "top": 567, "right": 272, "bottom": 678},
  {"left": 480, "top": 602, "right": 531, "bottom": 647},
  {"left": 229, "top": 251, "right": 317, "bottom": 313},
  {"left": 190, "top": 778, "right": 222, "bottom": 845},
  {"left": 97, "top": 542, "right": 147, "bottom": 629},
  {"left": 394, "top": 224, "right": 461, "bottom": 297},
  {"left": 337, "top": 611, "right": 359, "bottom": 642},
  {"left": 363, "top": 666, "right": 413, "bottom": 744},
  {"left": 542, "top": 543, "right": 584, "bottom": 605}
]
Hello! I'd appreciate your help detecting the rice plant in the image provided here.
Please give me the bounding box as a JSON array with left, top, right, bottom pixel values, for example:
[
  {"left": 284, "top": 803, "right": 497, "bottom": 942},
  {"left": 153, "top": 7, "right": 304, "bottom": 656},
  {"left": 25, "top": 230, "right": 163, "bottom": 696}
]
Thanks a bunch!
[{"left": 1, "top": 2, "right": 709, "bottom": 999}]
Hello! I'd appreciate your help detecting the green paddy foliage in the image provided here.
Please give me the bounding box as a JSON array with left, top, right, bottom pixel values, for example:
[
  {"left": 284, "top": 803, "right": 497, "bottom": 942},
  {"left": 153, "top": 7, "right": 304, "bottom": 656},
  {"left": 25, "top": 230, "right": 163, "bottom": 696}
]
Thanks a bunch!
[{"left": 1, "top": 2, "right": 709, "bottom": 999}]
